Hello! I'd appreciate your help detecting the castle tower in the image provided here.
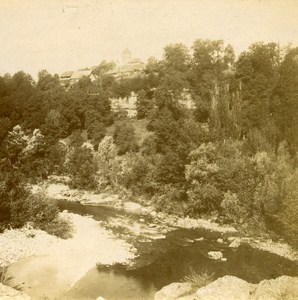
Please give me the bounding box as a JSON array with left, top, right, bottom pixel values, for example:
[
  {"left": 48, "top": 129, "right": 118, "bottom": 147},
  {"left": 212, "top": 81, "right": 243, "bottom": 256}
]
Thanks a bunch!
[{"left": 122, "top": 48, "right": 131, "bottom": 65}]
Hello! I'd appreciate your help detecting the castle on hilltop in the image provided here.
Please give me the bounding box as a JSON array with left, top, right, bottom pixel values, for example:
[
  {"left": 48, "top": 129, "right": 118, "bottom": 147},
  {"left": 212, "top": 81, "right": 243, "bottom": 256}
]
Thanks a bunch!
[
  {"left": 59, "top": 49, "right": 144, "bottom": 87},
  {"left": 106, "top": 49, "right": 145, "bottom": 78}
]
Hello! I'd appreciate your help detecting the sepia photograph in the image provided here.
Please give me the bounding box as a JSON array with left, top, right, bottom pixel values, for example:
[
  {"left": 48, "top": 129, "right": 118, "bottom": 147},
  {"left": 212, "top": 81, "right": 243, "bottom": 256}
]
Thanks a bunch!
[{"left": 0, "top": 0, "right": 298, "bottom": 299}]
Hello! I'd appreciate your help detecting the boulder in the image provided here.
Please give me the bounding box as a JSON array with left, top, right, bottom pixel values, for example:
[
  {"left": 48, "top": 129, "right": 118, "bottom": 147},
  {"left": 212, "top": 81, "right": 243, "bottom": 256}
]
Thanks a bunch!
[
  {"left": 253, "top": 275, "right": 298, "bottom": 300},
  {"left": 123, "top": 202, "right": 142, "bottom": 214},
  {"left": 196, "top": 276, "right": 251, "bottom": 300},
  {"left": 150, "top": 211, "right": 157, "bottom": 218},
  {"left": 208, "top": 251, "right": 223, "bottom": 260},
  {"left": 155, "top": 282, "right": 194, "bottom": 300},
  {"left": 217, "top": 238, "right": 223, "bottom": 244},
  {"left": 229, "top": 238, "right": 242, "bottom": 248},
  {"left": 141, "top": 207, "right": 151, "bottom": 215},
  {"left": 0, "top": 283, "right": 31, "bottom": 299}
]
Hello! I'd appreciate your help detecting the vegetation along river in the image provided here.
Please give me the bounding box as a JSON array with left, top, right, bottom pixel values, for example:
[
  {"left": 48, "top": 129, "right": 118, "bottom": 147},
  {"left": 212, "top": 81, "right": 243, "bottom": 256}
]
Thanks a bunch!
[{"left": 54, "top": 200, "right": 298, "bottom": 300}]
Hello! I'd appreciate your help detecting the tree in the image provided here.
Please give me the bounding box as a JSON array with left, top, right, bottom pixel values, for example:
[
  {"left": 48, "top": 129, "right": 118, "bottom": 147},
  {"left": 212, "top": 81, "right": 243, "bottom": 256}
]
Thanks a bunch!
[
  {"left": 271, "top": 47, "right": 298, "bottom": 152},
  {"left": 163, "top": 43, "right": 191, "bottom": 73},
  {"left": 136, "top": 90, "right": 154, "bottom": 119},
  {"left": 4, "top": 125, "right": 28, "bottom": 166},
  {"left": 113, "top": 122, "right": 139, "bottom": 155},
  {"left": 236, "top": 42, "right": 280, "bottom": 135},
  {"left": 37, "top": 69, "right": 60, "bottom": 91},
  {"left": 67, "top": 146, "right": 98, "bottom": 189}
]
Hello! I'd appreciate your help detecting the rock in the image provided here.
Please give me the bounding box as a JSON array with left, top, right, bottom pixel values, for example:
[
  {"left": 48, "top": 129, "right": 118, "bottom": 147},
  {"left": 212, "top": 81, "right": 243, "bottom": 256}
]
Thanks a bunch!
[
  {"left": 123, "top": 202, "right": 142, "bottom": 214},
  {"left": 151, "top": 234, "right": 166, "bottom": 240},
  {"left": 155, "top": 282, "right": 193, "bottom": 300},
  {"left": 253, "top": 275, "right": 298, "bottom": 300},
  {"left": 217, "top": 238, "right": 223, "bottom": 244},
  {"left": 229, "top": 238, "right": 242, "bottom": 248},
  {"left": 149, "top": 223, "right": 158, "bottom": 228},
  {"left": 157, "top": 212, "right": 166, "bottom": 219},
  {"left": 139, "top": 218, "right": 145, "bottom": 223},
  {"left": 208, "top": 251, "right": 223, "bottom": 260},
  {"left": 195, "top": 237, "right": 204, "bottom": 241},
  {"left": 140, "top": 207, "right": 151, "bottom": 215},
  {"left": 150, "top": 211, "right": 157, "bottom": 218},
  {"left": 0, "top": 283, "right": 31, "bottom": 299},
  {"left": 96, "top": 297, "right": 106, "bottom": 300},
  {"left": 221, "top": 258, "right": 227, "bottom": 262},
  {"left": 228, "top": 236, "right": 236, "bottom": 241},
  {"left": 196, "top": 276, "right": 251, "bottom": 300}
]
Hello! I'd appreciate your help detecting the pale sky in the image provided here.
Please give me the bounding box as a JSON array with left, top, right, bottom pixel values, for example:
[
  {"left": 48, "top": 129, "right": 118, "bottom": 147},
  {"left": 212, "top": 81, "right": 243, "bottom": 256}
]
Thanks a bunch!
[{"left": 1, "top": 0, "right": 298, "bottom": 78}]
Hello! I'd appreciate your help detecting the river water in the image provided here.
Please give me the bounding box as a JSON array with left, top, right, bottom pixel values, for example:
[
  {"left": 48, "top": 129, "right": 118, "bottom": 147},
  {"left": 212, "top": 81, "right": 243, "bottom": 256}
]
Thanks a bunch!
[{"left": 57, "top": 201, "right": 298, "bottom": 300}]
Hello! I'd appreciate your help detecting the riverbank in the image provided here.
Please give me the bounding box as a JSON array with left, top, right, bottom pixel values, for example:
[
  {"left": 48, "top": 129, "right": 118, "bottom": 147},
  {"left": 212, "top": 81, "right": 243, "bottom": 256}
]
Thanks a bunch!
[
  {"left": 40, "top": 181, "right": 298, "bottom": 262},
  {"left": 1, "top": 211, "right": 135, "bottom": 299}
]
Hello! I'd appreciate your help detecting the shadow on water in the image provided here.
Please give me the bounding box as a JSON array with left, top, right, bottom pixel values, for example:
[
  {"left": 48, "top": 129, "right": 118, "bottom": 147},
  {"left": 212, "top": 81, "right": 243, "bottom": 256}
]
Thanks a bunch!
[{"left": 58, "top": 200, "right": 298, "bottom": 300}]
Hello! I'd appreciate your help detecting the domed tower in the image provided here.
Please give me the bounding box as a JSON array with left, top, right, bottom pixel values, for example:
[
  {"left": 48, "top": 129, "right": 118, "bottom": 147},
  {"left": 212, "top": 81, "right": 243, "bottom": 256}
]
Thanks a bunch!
[{"left": 122, "top": 48, "right": 131, "bottom": 65}]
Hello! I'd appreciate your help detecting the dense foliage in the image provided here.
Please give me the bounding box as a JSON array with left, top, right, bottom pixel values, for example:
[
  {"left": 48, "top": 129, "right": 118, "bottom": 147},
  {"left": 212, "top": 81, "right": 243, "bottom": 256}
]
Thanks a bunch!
[{"left": 0, "top": 40, "right": 297, "bottom": 246}]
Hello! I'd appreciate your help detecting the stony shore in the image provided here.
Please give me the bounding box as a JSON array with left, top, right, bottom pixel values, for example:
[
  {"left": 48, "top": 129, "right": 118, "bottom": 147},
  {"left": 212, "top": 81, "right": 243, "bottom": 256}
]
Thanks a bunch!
[{"left": 0, "top": 211, "right": 135, "bottom": 299}]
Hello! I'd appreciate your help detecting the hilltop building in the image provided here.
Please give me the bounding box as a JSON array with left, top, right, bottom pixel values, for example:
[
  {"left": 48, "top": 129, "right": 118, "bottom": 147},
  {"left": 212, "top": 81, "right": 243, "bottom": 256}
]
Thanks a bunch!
[
  {"left": 122, "top": 48, "right": 132, "bottom": 64},
  {"left": 106, "top": 49, "right": 145, "bottom": 78},
  {"left": 59, "top": 69, "right": 96, "bottom": 87}
]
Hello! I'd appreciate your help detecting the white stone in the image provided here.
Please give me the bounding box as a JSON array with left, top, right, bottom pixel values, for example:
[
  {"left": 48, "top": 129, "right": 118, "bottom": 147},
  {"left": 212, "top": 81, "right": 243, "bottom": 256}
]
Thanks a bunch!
[
  {"left": 150, "top": 211, "right": 157, "bottom": 218},
  {"left": 196, "top": 276, "right": 251, "bottom": 300},
  {"left": 140, "top": 207, "right": 151, "bottom": 215},
  {"left": 217, "top": 238, "right": 224, "bottom": 243},
  {"left": 208, "top": 251, "right": 223, "bottom": 260},
  {"left": 123, "top": 202, "right": 142, "bottom": 214},
  {"left": 253, "top": 275, "right": 298, "bottom": 300},
  {"left": 155, "top": 282, "right": 193, "bottom": 300},
  {"left": 229, "top": 238, "right": 242, "bottom": 248}
]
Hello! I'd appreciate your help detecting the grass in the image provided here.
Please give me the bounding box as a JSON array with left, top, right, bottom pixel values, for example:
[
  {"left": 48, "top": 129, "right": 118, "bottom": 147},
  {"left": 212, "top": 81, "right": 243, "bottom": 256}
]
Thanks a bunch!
[
  {"left": 181, "top": 268, "right": 214, "bottom": 289},
  {"left": 0, "top": 266, "right": 23, "bottom": 291}
]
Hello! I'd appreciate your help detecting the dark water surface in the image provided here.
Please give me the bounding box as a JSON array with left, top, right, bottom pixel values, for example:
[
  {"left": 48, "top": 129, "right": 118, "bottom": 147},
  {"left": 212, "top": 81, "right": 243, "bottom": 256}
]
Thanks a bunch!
[{"left": 58, "top": 200, "right": 298, "bottom": 300}]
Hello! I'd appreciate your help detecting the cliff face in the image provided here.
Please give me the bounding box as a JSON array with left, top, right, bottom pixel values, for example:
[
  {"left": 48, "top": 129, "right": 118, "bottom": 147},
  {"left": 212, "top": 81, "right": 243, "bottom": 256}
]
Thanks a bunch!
[{"left": 155, "top": 275, "right": 298, "bottom": 300}]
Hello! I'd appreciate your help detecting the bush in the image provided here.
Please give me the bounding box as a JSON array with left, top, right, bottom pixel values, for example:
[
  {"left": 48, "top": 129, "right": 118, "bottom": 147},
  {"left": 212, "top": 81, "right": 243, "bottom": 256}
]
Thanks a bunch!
[
  {"left": 220, "top": 191, "right": 244, "bottom": 223},
  {"left": 40, "top": 217, "right": 73, "bottom": 239},
  {"left": 10, "top": 192, "right": 57, "bottom": 227},
  {"left": 67, "top": 146, "right": 98, "bottom": 189},
  {"left": 276, "top": 170, "right": 298, "bottom": 247},
  {"left": 181, "top": 269, "right": 214, "bottom": 289},
  {"left": 0, "top": 178, "right": 72, "bottom": 239}
]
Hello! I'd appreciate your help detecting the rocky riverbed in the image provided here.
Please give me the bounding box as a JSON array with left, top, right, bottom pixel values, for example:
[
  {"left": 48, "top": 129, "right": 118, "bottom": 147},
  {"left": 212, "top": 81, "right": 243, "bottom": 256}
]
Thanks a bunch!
[{"left": 41, "top": 181, "right": 298, "bottom": 261}]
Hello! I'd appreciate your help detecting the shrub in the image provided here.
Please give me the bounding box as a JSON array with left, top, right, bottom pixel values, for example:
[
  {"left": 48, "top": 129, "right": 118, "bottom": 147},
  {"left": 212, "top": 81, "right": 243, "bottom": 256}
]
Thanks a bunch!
[
  {"left": 67, "top": 146, "right": 98, "bottom": 189},
  {"left": 220, "top": 191, "right": 244, "bottom": 223},
  {"left": 181, "top": 269, "right": 214, "bottom": 289}
]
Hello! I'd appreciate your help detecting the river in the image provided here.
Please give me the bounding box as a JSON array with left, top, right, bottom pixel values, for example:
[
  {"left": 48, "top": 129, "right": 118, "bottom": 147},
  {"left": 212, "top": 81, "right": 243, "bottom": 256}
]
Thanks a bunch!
[{"left": 55, "top": 200, "right": 298, "bottom": 300}]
